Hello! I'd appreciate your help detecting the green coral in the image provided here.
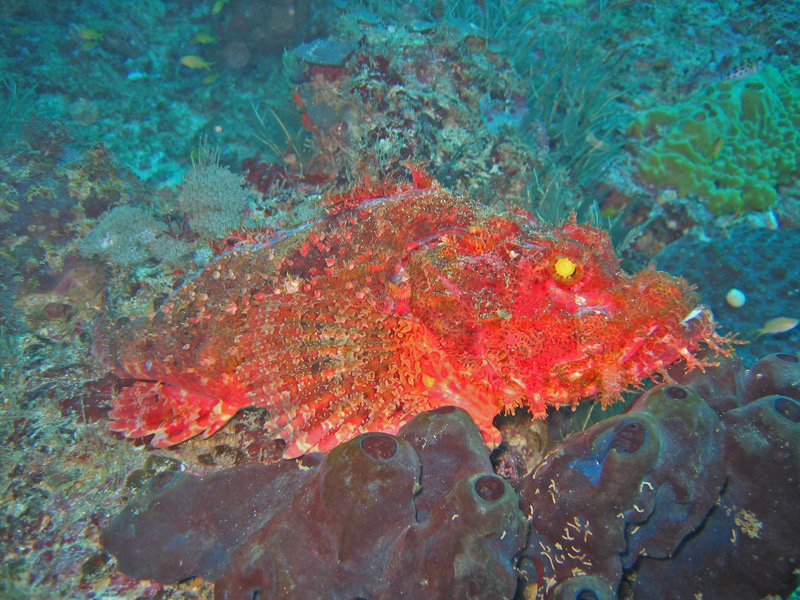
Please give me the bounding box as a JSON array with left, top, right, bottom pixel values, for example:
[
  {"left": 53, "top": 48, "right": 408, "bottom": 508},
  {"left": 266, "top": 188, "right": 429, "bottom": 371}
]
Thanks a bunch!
[{"left": 630, "top": 64, "right": 800, "bottom": 215}]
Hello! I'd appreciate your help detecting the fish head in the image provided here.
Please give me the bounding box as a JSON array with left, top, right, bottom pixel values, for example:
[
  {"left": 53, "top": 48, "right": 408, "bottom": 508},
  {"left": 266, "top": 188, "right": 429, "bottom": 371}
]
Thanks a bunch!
[{"left": 407, "top": 211, "right": 720, "bottom": 415}]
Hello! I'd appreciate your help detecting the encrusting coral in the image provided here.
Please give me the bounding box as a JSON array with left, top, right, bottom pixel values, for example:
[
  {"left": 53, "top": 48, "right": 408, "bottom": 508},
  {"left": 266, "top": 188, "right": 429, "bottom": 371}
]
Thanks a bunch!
[{"left": 630, "top": 64, "right": 800, "bottom": 215}]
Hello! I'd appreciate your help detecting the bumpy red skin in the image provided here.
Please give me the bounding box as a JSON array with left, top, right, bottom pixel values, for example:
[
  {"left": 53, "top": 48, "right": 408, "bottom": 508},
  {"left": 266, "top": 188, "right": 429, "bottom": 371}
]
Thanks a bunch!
[{"left": 94, "top": 178, "right": 724, "bottom": 457}]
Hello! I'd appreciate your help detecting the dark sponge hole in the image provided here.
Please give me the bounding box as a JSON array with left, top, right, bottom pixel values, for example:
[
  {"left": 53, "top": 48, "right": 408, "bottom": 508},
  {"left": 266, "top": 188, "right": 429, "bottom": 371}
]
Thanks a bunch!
[
  {"left": 474, "top": 475, "right": 506, "bottom": 502},
  {"left": 665, "top": 385, "right": 689, "bottom": 400},
  {"left": 776, "top": 353, "right": 800, "bottom": 363},
  {"left": 576, "top": 590, "right": 599, "bottom": 600},
  {"left": 431, "top": 405, "right": 457, "bottom": 414},
  {"left": 774, "top": 396, "right": 800, "bottom": 423},
  {"left": 610, "top": 422, "right": 646, "bottom": 454},
  {"left": 149, "top": 470, "right": 177, "bottom": 491},
  {"left": 360, "top": 434, "right": 398, "bottom": 460}
]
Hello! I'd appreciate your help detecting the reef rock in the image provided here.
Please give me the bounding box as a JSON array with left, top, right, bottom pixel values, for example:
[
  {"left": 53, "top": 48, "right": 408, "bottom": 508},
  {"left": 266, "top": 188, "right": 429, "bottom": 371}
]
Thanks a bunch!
[
  {"left": 102, "top": 406, "right": 527, "bottom": 600},
  {"left": 514, "top": 383, "right": 726, "bottom": 599},
  {"left": 631, "top": 352, "right": 800, "bottom": 599},
  {"left": 515, "top": 351, "right": 800, "bottom": 600}
]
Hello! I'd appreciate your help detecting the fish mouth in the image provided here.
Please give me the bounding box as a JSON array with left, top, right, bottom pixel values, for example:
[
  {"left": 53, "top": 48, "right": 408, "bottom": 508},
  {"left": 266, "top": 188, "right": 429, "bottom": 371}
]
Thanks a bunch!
[
  {"left": 614, "top": 304, "right": 716, "bottom": 373},
  {"left": 573, "top": 303, "right": 613, "bottom": 317}
]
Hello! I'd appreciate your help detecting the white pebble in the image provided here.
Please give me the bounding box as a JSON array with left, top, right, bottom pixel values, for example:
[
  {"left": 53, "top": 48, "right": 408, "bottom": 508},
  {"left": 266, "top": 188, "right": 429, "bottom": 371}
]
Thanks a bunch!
[{"left": 725, "top": 288, "right": 746, "bottom": 308}]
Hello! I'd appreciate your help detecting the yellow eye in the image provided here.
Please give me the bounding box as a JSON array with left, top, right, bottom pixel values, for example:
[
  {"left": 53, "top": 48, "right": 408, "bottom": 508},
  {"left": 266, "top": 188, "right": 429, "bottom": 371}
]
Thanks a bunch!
[
  {"left": 554, "top": 257, "right": 577, "bottom": 278},
  {"left": 550, "top": 255, "right": 582, "bottom": 284}
]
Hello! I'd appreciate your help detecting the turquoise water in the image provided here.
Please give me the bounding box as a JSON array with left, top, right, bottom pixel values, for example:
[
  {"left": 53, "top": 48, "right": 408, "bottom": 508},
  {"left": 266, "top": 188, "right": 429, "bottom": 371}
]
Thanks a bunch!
[{"left": 1, "top": 1, "right": 799, "bottom": 598}]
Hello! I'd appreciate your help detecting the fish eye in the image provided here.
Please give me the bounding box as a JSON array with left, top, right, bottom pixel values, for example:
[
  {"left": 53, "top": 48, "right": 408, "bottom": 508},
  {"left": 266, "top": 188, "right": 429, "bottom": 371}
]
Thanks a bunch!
[
  {"left": 554, "top": 257, "right": 577, "bottom": 277},
  {"left": 550, "top": 255, "right": 582, "bottom": 284}
]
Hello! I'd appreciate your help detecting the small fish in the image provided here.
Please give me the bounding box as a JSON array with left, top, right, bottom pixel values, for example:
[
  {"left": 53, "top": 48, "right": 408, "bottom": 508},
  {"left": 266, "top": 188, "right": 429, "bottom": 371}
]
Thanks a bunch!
[
  {"left": 707, "top": 136, "right": 724, "bottom": 163},
  {"left": 722, "top": 59, "right": 761, "bottom": 81},
  {"left": 190, "top": 32, "right": 217, "bottom": 44},
  {"left": 78, "top": 27, "right": 103, "bottom": 41},
  {"left": 681, "top": 305, "right": 706, "bottom": 325},
  {"left": 599, "top": 206, "right": 619, "bottom": 218},
  {"left": 211, "top": 0, "right": 230, "bottom": 15},
  {"left": 202, "top": 73, "right": 220, "bottom": 85},
  {"left": 584, "top": 130, "right": 610, "bottom": 152},
  {"left": 180, "top": 55, "right": 214, "bottom": 70},
  {"left": 754, "top": 317, "right": 799, "bottom": 338}
]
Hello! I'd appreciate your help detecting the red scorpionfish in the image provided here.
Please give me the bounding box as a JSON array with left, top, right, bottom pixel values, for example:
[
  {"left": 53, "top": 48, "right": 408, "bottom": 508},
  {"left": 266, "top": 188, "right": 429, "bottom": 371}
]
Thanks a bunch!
[{"left": 93, "top": 172, "right": 728, "bottom": 458}]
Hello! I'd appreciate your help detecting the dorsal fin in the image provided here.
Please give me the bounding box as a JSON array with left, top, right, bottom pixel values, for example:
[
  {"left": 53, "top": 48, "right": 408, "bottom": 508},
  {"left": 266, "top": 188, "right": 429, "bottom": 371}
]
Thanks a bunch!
[{"left": 323, "top": 164, "right": 436, "bottom": 216}]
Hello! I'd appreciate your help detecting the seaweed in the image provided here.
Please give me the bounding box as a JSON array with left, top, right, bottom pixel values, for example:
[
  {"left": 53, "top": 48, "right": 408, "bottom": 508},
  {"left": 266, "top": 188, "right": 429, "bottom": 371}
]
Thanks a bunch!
[
  {"left": 519, "top": 16, "right": 633, "bottom": 221},
  {"left": 0, "top": 72, "right": 34, "bottom": 145},
  {"left": 432, "top": 1, "right": 636, "bottom": 227}
]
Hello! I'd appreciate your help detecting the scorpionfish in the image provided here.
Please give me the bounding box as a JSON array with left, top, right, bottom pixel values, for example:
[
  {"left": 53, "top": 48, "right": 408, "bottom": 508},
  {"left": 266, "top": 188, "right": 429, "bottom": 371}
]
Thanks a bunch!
[{"left": 93, "top": 174, "right": 726, "bottom": 458}]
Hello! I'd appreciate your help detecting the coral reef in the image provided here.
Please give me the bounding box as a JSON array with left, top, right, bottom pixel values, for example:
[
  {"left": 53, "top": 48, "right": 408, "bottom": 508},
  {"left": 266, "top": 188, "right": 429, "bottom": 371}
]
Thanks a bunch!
[
  {"left": 0, "top": 139, "right": 143, "bottom": 280},
  {"left": 2, "top": 3, "right": 799, "bottom": 600},
  {"left": 630, "top": 64, "right": 800, "bottom": 215},
  {"left": 102, "top": 407, "right": 526, "bottom": 600},
  {"left": 514, "top": 350, "right": 800, "bottom": 600},
  {"left": 283, "top": 20, "right": 536, "bottom": 203},
  {"left": 13, "top": 255, "right": 108, "bottom": 342},
  {"left": 0, "top": 325, "right": 161, "bottom": 600},
  {"left": 213, "top": 0, "right": 317, "bottom": 68},
  {"left": 0, "top": 134, "right": 149, "bottom": 338},
  {"left": 0, "top": 72, "right": 34, "bottom": 144}
]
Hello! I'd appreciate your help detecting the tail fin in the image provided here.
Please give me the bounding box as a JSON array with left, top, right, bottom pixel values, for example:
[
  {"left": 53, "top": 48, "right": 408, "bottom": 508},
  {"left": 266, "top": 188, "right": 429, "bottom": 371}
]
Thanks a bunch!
[{"left": 108, "top": 381, "right": 238, "bottom": 447}]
